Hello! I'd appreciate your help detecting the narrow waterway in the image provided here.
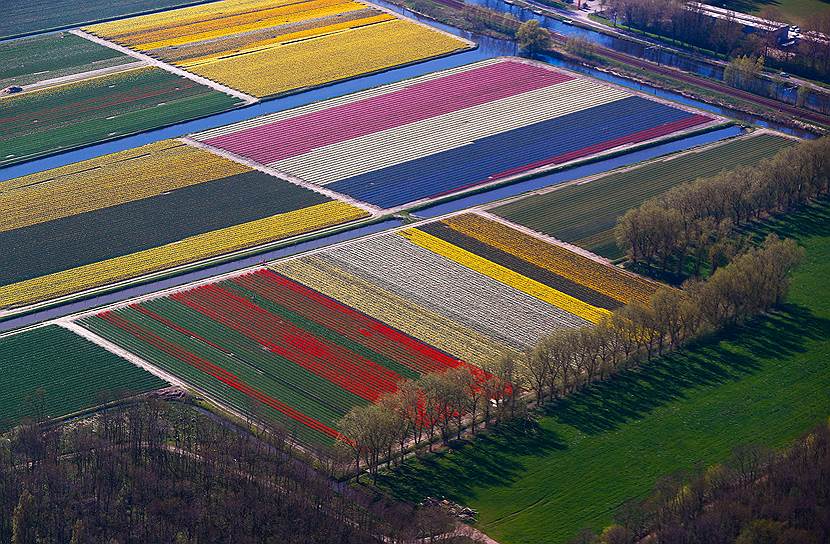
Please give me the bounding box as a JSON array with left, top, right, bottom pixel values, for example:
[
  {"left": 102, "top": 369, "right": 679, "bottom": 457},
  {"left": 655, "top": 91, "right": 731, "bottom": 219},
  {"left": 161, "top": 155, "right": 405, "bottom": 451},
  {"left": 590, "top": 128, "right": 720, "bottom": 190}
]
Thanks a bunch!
[
  {"left": 0, "top": 0, "right": 814, "bottom": 183},
  {"left": 468, "top": 0, "right": 829, "bottom": 113},
  {"left": 376, "top": 0, "right": 817, "bottom": 136},
  {"left": 0, "top": 3, "right": 815, "bottom": 331},
  {"left": 415, "top": 125, "right": 744, "bottom": 217},
  {"left": 0, "top": 219, "right": 402, "bottom": 333}
]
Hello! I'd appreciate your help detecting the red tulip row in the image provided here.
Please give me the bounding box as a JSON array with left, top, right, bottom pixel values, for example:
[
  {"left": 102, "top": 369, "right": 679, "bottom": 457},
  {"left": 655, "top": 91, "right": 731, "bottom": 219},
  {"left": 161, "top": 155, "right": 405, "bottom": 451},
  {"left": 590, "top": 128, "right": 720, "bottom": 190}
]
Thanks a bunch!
[
  {"left": 233, "top": 269, "right": 464, "bottom": 376},
  {"left": 172, "top": 284, "right": 401, "bottom": 402},
  {"left": 98, "top": 309, "right": 340, "bottom": 439}
]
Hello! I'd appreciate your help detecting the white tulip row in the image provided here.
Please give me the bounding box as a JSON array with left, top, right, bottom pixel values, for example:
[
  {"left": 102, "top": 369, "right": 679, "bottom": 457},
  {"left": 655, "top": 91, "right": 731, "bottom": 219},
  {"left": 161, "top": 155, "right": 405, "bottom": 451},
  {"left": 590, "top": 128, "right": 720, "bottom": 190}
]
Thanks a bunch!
[
  {"left": 320, "top": 233, "right": 588, "bottom": 350},
  {"left": 271, "top": 79, "right": 629, "bottom": 185},
  {"left": 191, "top": 58, "right": 504, "bottom": 141},
  {"left": 272, "top": 256, "right": 514, "bottom": 367}
]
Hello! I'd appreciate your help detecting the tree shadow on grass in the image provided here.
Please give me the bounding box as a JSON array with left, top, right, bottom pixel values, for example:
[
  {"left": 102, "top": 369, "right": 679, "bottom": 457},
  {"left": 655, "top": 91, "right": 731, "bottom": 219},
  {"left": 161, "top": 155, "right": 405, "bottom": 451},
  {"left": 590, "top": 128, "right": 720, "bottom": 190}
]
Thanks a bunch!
[
  {"left": 379, "top": 303, "right": 829, "bottom": 505},
  {"left": 377, "top": 418, "right": 567, "bottom": 504},
  {"left": 740, "top": 200, "right": 830, "bottom": 242},
  {"left": 547, "top": 303, "right": 829, "bottom": 435}
]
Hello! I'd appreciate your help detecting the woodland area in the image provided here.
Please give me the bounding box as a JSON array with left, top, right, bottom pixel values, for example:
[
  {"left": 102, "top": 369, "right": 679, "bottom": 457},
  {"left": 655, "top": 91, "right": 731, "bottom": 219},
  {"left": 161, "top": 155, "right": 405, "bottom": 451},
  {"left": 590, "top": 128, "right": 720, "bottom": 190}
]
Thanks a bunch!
[
  {"left": 615, "top": 136, "right": 829, "bottom": 278},
  {"left": 582, "top": 421, "right": 830, "bottom": 543},
  {"left": 0, "top": 402, "right": 463, "bottom": 544}
]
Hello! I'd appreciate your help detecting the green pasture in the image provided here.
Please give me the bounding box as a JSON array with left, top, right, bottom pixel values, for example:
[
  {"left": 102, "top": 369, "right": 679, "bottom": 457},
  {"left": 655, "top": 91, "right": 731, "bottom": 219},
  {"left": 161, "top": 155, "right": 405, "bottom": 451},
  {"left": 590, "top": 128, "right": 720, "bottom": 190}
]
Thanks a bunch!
[{"left": 379, "top": 201, "right": 830, "bottom": 543}]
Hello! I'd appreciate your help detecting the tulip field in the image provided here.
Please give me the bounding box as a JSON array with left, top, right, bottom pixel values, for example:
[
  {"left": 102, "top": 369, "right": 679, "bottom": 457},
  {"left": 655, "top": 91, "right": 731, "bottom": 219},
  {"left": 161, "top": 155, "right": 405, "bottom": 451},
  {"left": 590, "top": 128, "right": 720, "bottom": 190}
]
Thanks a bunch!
[
  {"left": 0, "top": 140, "right": 369, "bottom": 310},
  {"left": 0, "top": 325, "right": 165, "bottom": 431},
  {"left": 491, "top": 133, "right": 796, "bottom": 259},
  {"left": 0, "top": 32, "right": 134, "bottom": 89},
  {"left": 0, "top": 65, "right": 241, "bottom": 167},
  {"left": 77, "top": 213, "right": 657, "bottom": 444},
  {"left": 78, "top": 269, "right": 472, "bottom": 445},
  {"left": 84, "top": 0, "right": 471, "bottom": 97},
  {"left": 193, "top": 58, "right": 715, "bottom": 209},
  {"left": 1, "top": 0, "right": 207, "bottom": 39}
]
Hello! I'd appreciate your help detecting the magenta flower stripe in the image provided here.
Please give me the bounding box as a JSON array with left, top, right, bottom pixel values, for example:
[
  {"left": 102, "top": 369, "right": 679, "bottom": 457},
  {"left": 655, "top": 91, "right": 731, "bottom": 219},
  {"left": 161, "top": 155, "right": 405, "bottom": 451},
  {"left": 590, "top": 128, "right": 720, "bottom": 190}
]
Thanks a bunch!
[{"left": 203, "top": 59, "right": 574, "bottom": 163}]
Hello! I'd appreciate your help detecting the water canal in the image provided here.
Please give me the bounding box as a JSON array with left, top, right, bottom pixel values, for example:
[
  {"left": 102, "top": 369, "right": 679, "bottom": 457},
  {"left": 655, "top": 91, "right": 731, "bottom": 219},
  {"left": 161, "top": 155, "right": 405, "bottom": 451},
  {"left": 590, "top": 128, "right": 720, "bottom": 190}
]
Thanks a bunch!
[{"left": 0, "top": 2, "right": 815, "bottom": 330}]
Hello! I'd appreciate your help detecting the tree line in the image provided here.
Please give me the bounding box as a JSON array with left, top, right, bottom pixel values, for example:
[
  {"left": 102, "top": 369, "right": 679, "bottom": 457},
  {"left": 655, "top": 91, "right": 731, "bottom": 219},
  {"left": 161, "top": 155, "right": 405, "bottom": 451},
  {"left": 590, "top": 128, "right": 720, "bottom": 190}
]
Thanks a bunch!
[
  {"left": 0, "top": 401, "right": 465, "bottom": 544},
  {"left": 604, "top": 0, "right": 830, "bottom": 83},
  {"left": 338, "top": 359, "right": 521, "bottom": 484},
  {"left": 615, "top": 136, "right": 829, "bottom": 277},
  {"left": 339, "top": 235, "right": 803, "bottom": 480},
  {"left": 578, "top": 420, "right": 830, "bottom": 544}
]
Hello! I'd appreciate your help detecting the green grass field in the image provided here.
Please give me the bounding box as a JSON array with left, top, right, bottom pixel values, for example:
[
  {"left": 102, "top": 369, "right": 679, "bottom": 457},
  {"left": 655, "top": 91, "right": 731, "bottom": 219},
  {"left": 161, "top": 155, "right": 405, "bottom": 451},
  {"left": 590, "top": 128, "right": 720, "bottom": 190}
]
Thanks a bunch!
[
  {"left": 0, "top": 66, "right": 240, "bottom": 167},
  {"left": 705, "top": 0, "right": 830, "bottom": 25},
  {"left": 0, "top": 32, "right": 134, "bottom": 89},
  {"left": 491, "top": 134, "right": 794, "bottom": 260},
  {"left": 0, "top": 325, "right": 167, "bottom": 431},
  {"left": 379, "top": 201, "right": 830, "bottom": 544}
]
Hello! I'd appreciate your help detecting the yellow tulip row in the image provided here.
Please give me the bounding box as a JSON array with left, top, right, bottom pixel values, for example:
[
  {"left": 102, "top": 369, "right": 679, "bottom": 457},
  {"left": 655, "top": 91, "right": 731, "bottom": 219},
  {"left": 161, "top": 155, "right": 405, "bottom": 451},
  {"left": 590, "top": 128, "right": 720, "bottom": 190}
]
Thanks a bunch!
[
  {"left": 0, "top": 201, "right": 367, "bottom": 310},
  {"left": 86, "top": 0, "right": 327, "bottom": 41},
  {"left": 0, "top": 141, "right": 249, "bottom": 233},
  {"left": 132, "top": 2, "right": 366, "bottom": 51},
  {"left": 272, "top": 256, "right": 513, "bottom": 367},
  {"left": 401, "top": 228, "right": 611, "bottom": 324},
  {"left": 444, "top": 214, "right": 659, "bottom": 304},
  {"left": 178, "top": 14, "right": 396, "bottom": 68},
  {"left": 188, "top": 19, "right": 470, "bottom": 97}
]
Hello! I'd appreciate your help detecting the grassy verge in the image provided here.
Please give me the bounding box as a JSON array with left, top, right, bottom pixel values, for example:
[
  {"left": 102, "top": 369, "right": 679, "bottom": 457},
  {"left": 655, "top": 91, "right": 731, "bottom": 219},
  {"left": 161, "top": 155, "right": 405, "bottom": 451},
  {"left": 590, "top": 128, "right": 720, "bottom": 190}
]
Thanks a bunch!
[{"left": 378, "top": 202, "right": 830, "bottom": 543}]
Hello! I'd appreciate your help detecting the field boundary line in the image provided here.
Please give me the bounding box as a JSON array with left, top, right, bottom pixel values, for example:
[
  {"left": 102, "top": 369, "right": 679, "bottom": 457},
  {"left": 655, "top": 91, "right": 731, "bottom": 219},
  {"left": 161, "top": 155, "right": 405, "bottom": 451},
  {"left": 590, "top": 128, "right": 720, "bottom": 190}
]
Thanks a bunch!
[
  {"left": 476, "top": 129, "right": 751, "bottom": 210},
  {"left": 58, "top": 320, "right": 183, "bottom": 389},
  {"left": 365, "top": 0, "right": 476, "bottom": 48},
  {"left": 11, "top": 61, "right": 147, "bottom": 95},
  {"left": 69, "top": 29, "right": 258, "bottom": 105},
  {"left": 0, "top": 214, "right": 375, "bottom": 323},
  {"left": 474, "top": 210, "right": 614, "bottom": 265},
  {"left": 60, "top": 211, "right": 473, "bottom": 323},
  {"left": 57, "top": 321, "right": 320, "bottom": 456},
  {"left": 477, "top": 127, "right": 796, "bottom": 212},
  {"left": 180, "top": 137, "right": 384, "bottom": 216}
]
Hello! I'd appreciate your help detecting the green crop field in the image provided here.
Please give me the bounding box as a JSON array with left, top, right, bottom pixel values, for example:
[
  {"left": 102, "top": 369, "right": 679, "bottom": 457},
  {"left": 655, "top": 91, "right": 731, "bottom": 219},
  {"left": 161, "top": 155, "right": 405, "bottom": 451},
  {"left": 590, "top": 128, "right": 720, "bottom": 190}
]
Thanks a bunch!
[
  {"left": 0, "top": 66, "right": 240, "bottom": 166},
  {"left": 379, "top": 200, "right": 830, "bottom": 544},
  {"left": 1, "top": 0, "right": 214, "bottom": 39},
  {"left": 705, "top": 0, "right": 830, "bottom": 25},
  {"left": 0, "top": 325, "right": 166, "bottom": 431},
  {"left": 0, "top": 32, "right": 134, "bottom": 89},
  {"left": 492, "top": 133, "right": 794, "bottom": 260}
]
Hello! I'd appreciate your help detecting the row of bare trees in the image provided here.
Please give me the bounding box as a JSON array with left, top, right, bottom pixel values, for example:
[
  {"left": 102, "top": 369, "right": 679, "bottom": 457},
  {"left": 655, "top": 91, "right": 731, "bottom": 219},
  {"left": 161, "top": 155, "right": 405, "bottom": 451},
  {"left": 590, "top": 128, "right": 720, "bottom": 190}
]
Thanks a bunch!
[
  {"left": 0, "top": 402, "right": 463, "bottom": 544},
  {"left": 519, "top": 235, "right": 802, "bottom": 407},
  {"left": 606, "top": 0, "right": 747, "bottom": 54},
  {"left": 338, "top": 359, "right": 522, "bottom": 483},
  {"left": 583, "top": 421, "right": 830, "bottom": 544},
  {"left": 604, "top": 0, "right": 830, "bottom": 81},
  {"left": 616, "top": 136, "right": 829, "bottom": 276},
  {"left": 339, "top": 235, "right": 803, "bottom": 481}
]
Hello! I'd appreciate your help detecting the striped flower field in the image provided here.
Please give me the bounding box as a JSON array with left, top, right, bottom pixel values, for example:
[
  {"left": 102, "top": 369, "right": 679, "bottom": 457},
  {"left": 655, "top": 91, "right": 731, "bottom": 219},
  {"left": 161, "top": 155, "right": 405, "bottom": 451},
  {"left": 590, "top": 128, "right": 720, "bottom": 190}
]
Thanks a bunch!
[
  {"left": 79, "top": 270, "right": 470, "bottom": 445},
  {"left": 0, "top": 325, "right": 165, "bottom": 431},
  {"left": 0, "top": 140, "right": 369, "bottom": 310},
  {"left": 193, "top": 58, "right": 716, "bottom": 210},
  {"left": 84, "top": 0, "right": 471, "bottom": 97},
  {"left": 78, "top": 213, "right": 659, "bottom": 445},
  {"left": 0, "top": 65, "right": 240, "bottom": 167}
]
